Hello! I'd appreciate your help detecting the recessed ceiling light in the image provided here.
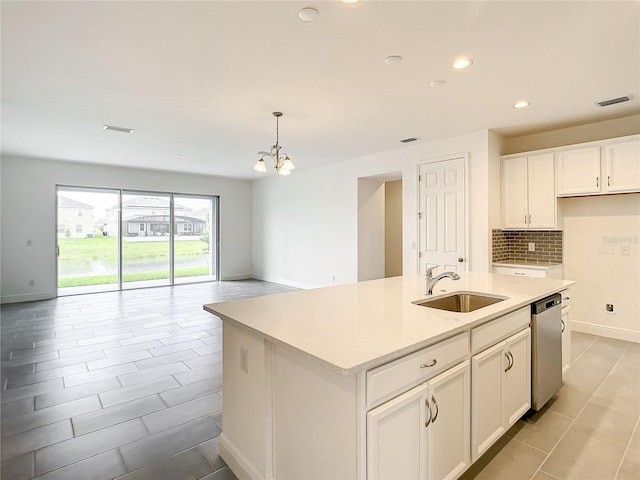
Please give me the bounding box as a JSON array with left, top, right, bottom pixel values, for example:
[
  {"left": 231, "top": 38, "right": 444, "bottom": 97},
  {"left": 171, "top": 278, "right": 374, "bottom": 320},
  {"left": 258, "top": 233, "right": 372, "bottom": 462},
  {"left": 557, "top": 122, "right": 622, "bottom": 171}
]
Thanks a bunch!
[
  {"left": 429, "top": 80, "right": 446, "bottom": 87},
  {"left": 384, "top": 55, "right": 402, "bottom": 65},
  {"left": 173, "top": 154, "right": 182, "bottom": 158},
  {"left": 452, "top": 57, "right": 473, "bottom": 69},
  {"left": 298, "top": 7, "right": 319, "bottom": 22},
  {"left": 103, "top": 125, "right": 134, "bottom": 134},
  {"left": 513, "top": 100, "right": 531, "bottom": 109},
  {"left": 341, "top": 0, "right": 360, "bottom": 3}
]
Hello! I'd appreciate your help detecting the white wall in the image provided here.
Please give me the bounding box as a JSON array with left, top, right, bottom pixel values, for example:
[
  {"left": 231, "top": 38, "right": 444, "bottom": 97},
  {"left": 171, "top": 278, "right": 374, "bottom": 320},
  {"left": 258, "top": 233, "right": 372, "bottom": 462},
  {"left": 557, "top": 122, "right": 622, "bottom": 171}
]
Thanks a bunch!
[
  {"left": 357, "top": 178, "right": 385, "bottom": 282},
  {"left": 0, "top": 155, "right": 253, "bottom": 303},
  {"left": 252, "top": 130, "right": 494, "bottom": 288},
  {"left": 561, "top": 195, "right": 640, "bottom": 342}
]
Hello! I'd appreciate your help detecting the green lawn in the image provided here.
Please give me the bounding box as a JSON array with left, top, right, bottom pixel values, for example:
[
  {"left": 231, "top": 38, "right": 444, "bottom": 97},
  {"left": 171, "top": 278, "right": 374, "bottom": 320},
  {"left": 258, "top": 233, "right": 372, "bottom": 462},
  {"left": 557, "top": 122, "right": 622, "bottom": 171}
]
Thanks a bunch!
[
  {"left": 58, "top": 266, "right": 210, "bottom": 287},
  {"left": 58, "top": 236, "right": 208, "bottom": 260}
]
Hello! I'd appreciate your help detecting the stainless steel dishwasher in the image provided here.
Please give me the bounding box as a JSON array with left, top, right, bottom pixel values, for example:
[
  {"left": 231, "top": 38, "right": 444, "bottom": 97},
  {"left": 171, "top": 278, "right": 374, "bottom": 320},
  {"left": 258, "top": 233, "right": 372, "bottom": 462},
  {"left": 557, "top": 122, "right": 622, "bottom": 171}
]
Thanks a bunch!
[{"left": 531, "top": 293, "right": 563, "bottom": 410}]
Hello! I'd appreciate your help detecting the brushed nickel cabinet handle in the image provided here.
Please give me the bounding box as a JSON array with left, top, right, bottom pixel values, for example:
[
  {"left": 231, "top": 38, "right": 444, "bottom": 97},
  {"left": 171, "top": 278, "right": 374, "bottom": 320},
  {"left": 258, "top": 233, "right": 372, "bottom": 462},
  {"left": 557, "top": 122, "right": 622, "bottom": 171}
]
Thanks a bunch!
[
  {"left": 431, "top": 395, "right": 439, "bottom": 424},
  {"left": 425, "top": 398, "right": 432, "bottom": 427},
  {"left": 420, "top": 359, "right": 437, "bottom": 368},
  {"left": 504, "top": 351, "right": 511, "bottom": 372},
  {"left": 596, "top": 177, "right": 599, "bottom": 188}
]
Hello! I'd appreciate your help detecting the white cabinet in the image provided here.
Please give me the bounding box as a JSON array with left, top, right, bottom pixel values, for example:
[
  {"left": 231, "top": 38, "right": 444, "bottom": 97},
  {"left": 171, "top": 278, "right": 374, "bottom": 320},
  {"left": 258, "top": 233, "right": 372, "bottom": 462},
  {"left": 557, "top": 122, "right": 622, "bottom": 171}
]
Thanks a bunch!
[
  {"left": 556, "top": 147, "right": 601, "bottom": 196},
  {"left": 603, "top": 140, "right": 640, "bottom": 193},
  {"left": 471, "top": 328, "right": 531, "bottom": 461},
  {"left": 556, "top": 137, "right": 640, "bottom": 196},
  {"left": 367, "top": 361, "right": 470, "bottom": 480},
  {"left": 493, "top": 264, "right": 563, "bottom": 279},
  {"left": 502, "top": 153, "right": 556, "bottom": 229}
]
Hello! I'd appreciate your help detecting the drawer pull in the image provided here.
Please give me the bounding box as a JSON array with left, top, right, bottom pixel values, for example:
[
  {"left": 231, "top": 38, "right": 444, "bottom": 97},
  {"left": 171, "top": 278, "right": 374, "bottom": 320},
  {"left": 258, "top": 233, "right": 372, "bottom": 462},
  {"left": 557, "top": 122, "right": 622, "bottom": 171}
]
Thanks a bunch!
[
  {"left": 425, "top": 398, "right": 432, "bottom": 427},
  {"left": 513, "top": 272, "right": 526, "bottom": 276},
  {"left": 431, "top": 395, "right": 439, "bottom": 424},
  {"left": 504, "top": 351, "right": 514, "bottom": 372},
  {"left": 561, "top": 319, "right": 565, "bottom": 333},
  {"left": 420, "top": 359, "right": 437, "bottom": 368}
]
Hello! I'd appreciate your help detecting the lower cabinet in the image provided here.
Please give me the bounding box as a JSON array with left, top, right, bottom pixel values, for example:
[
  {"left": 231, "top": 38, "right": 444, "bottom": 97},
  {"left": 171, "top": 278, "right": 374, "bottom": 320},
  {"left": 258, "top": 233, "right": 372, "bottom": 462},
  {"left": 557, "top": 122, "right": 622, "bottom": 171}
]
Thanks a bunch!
[
  {"left": 471, "top": 328, "right": 531, "bottom": 461},
  {"left": 367, "top": 361, "right": 470, "bottom": 480}
]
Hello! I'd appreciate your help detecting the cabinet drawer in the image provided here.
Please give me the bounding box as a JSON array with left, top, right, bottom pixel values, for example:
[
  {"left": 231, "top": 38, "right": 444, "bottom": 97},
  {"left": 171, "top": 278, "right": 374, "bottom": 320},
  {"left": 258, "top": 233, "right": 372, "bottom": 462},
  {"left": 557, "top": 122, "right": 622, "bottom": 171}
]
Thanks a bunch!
[
  {"left": 493, "top": 266, "right": 547, "bottom": 278},
  {"left": 471, "top": 307, "right": 529, "bottom": 354},
  {"left": 366, "top": 332, "right": 468, "bottom": 407}
]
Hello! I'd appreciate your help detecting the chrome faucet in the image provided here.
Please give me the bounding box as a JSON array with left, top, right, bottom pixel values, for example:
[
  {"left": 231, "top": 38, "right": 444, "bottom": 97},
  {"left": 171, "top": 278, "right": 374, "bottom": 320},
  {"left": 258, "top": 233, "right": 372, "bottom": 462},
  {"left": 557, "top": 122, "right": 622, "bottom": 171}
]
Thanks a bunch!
[{"left": 425, "top": 266, "right": 460, "bottom": 295}]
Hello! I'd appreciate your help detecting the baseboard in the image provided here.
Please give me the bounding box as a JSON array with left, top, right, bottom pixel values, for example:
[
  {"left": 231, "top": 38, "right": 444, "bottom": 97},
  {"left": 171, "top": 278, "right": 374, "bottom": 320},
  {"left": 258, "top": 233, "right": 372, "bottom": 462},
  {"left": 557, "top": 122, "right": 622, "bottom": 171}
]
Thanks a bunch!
[
  {"left": 220, "top": 434, "right": 264, "bottom": 480},
  {"left": 1, "top": 291, "right": 55, "bottom": 304},
  {"left": 571, "top": 320, "right": 640, "bottom": 344},
  {"left": 252, "top": 274, "right": 320, "bottom": 290},
  {"left": 220, "top": 273, "right": 254, "bottom": 281}
]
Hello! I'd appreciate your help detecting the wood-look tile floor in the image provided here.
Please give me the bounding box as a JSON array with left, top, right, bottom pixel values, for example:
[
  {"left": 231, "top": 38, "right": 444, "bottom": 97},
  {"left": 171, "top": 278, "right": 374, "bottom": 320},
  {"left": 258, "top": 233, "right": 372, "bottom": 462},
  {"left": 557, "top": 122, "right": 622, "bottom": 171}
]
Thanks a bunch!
[
  {"left": 2, "top": 282, "right": 639, "bottom": 480},
  {"left": 1, "top": 280, "right": 297, "bottom": 480},
  {"left": 462, "top": 332, "right": 640, "bottom": 480}
]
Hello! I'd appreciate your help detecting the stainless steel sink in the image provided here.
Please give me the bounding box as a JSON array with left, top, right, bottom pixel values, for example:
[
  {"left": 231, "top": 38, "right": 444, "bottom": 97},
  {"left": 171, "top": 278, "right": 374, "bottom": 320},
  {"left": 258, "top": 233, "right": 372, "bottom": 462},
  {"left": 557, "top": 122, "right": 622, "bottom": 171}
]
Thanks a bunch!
[{"left": 413, "top": 292, "right": 507, "bottom": 313}]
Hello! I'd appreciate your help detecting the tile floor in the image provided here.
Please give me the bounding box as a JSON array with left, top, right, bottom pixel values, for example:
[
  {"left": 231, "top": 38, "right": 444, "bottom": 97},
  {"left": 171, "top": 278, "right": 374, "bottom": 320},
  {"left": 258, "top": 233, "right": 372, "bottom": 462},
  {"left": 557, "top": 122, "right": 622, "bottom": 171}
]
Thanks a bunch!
[
  {"left": 1, "top": 280, "right": 297, "bottom": 480},
  {"left": 2, "top": 281, "right": 639, "bottom": 480},
  {"left": 461, "top": 331, "right": 640, "bottom": 480}
]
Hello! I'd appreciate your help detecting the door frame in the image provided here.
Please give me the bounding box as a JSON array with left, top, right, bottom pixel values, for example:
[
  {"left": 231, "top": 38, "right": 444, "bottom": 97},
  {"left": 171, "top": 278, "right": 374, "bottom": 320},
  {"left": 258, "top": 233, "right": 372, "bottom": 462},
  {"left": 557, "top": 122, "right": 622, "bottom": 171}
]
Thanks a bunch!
[{"left": 415, "top": 153, "right": 470, "bottom": 273}]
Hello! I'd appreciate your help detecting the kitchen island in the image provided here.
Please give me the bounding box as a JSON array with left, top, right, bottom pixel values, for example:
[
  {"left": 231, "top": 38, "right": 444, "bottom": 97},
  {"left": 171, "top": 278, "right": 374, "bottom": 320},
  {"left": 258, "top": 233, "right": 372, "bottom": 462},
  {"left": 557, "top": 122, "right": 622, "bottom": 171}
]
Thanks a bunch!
[{"left": 204, "top": 272, "right": 574, "bottom": 480}]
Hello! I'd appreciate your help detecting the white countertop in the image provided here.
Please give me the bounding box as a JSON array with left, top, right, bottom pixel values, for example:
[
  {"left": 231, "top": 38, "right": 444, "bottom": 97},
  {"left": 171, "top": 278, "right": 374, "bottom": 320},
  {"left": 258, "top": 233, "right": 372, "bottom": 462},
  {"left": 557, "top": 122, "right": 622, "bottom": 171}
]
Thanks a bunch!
[{"left": 204, "top": 272, "right": 574, "bottom": 376}]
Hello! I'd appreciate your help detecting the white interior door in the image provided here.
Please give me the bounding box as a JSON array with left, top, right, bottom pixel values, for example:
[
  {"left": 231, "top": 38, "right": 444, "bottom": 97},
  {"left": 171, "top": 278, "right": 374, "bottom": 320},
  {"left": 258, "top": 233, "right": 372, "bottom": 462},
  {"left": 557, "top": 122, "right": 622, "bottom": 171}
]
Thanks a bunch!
[{"left": 419, "top": 157, "right": 466, "bottom": 274}]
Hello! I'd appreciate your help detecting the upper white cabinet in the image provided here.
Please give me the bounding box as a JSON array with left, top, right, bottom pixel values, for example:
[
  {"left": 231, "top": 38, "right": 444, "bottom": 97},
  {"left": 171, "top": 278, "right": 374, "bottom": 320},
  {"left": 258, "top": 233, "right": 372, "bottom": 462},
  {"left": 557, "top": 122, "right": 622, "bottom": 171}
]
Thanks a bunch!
[
  {"left": 556, "top": 136, "right": 640, "bottom": 196},
  {"left": 604, "top": 140, "right": 640, "bottom": 193},
  {"left": 556, "top": 147, "right": 601, "bottom": 195},
  {"left": 502, "top": 153, "right": 556, "bottom": 229}
]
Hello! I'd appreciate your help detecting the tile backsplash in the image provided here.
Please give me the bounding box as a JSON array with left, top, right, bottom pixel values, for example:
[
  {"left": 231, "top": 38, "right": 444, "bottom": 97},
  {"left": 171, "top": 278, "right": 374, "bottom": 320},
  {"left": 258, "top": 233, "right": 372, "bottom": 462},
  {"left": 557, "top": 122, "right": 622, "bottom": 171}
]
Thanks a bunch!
[{"left": 492, "top": 229, "right": 563, "bottom": 264}]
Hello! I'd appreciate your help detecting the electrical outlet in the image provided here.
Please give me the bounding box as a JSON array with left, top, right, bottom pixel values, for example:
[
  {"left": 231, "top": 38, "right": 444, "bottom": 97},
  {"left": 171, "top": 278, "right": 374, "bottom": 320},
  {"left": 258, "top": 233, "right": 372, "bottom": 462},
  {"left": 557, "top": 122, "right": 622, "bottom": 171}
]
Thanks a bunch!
[
  {"left": 28, "top": 280, "right": 35, "bottom": 287},
  {"left": 620, "top": 245, "right": 630, "bottom": 255},
  {"left": 26, "top": 239, "right": 33, "bottom": 247},
  {"left": 528, "top": 242, "right": 535, "bottom": 252},
  {"left": 240, "top": 347, "right": 248, "bottom": 373}
]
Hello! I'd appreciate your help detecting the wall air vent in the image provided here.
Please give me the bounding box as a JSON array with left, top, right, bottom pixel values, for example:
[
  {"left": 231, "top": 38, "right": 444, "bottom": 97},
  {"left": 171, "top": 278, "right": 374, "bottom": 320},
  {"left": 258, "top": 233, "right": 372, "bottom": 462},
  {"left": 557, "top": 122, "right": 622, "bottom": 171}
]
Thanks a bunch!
[
  {"left": 103, "top": 125, "right": 134, "bottom": 134},
  {"left": 400, "top": 137, "right": 418, "bottom": 143},
  {"left": 596, "top": 96, "right": 630, "bottom": 107}
]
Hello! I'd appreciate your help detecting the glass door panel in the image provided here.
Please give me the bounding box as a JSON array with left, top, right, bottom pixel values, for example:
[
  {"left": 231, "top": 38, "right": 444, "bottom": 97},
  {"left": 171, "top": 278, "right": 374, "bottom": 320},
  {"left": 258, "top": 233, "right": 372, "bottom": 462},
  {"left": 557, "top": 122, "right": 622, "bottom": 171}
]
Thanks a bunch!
[
  {"left": 57, "top": 187, "right": 120, "bottom": 295},
  {"left": 121, "top": 191, "right": 171, "bottom": 289},
  {"left": 173, "top": 195, "right": 218, "bottom": 284}
]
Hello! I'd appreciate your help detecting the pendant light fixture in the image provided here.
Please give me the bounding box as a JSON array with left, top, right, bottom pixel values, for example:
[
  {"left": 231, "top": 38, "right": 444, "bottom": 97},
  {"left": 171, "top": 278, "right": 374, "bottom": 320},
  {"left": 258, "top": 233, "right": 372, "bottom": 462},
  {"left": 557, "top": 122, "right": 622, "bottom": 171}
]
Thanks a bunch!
[{"left": 253, "top": 112, "right": 296, "bottom": 176}]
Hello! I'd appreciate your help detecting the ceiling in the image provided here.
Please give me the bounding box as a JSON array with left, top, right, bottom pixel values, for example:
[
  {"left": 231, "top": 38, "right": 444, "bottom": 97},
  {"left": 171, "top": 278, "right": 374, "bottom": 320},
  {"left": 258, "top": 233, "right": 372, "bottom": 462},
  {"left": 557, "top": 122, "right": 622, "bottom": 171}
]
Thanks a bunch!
[{"left": 1, "top": 1, "right": 638, "bottom": 180}]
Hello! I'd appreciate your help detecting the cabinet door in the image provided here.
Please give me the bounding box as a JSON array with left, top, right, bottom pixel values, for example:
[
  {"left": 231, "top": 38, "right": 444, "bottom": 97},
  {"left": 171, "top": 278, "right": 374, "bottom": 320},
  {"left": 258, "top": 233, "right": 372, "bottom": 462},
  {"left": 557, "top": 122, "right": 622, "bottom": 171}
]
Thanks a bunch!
[
  {"left": 502, "top": 156, "right": 528, "bottom": 229},
  {"left": 503, "top": 328, "right": 531, "bottom": 427},
  {"left": 556, "top": 147, "right": 601, "bottom": 195},
  {"left": 471, "top": 341, "right": 505, "bottom": 461},
  {"left": 527, "top": 153, "right": 556, "bottom": 228},
  {"left": 604, "top": 140, "right": 640, "bottom": 193},
  {"left": 367, "top": 382, "right": 428, "bottom": 480},
  {"left": 426, "top": 361, "right": 470, "bottom": 480}
]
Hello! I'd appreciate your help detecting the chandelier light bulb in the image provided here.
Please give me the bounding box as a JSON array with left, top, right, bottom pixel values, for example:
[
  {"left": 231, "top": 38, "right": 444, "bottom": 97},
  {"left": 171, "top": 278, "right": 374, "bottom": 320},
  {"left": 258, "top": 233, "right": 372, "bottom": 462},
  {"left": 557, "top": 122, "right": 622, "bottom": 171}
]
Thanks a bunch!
[
  {"left": 282, "top": 157, "right": 295, "bottom": 171},
  {"left": 253, "top": 158, "right": 267, "bottom": 172}
]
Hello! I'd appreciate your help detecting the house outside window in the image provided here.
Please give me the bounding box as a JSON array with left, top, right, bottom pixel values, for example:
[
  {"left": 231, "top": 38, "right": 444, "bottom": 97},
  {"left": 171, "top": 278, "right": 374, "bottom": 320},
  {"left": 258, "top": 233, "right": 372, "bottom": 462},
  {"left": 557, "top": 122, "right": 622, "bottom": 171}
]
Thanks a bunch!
[
  {"left": 76, "top": 224, "right": 83, "bottom": 234},
  {"left": 139, "top": 223, "right": 145, "bottom": 232},
  {"left": 77, "top": 208, "right": 83, "bottom": 217},
  {"left": 57, "top": 224, "right": 65, "bottom": 234}
]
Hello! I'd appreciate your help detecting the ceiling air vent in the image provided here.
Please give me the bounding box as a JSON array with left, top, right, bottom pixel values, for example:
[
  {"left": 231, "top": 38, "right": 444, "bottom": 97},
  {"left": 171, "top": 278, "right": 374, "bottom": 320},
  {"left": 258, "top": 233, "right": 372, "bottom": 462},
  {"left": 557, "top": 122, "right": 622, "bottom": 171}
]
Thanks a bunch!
[
  {"left": 400, "top": 137, "right": 418, "bottom": 143},
  {"left": 103, "top": 125, "right": 134, "bottom": 134},
  {"left": 596, "top": 96, "right": 630, "bottom": 107}
]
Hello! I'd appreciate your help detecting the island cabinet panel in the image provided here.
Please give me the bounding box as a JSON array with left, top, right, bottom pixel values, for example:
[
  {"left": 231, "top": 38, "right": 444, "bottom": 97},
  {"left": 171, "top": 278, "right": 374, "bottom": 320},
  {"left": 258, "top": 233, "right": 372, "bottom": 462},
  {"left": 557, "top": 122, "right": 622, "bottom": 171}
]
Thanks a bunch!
[
  {"left": 367, "top": 361, "right": 470, "bottom": 480},
  {"left": 273, "top": 344, "right": 359, "bottom": 480},
  {"left": 471, "top": 327, "right": 531, "bottom": 461}
]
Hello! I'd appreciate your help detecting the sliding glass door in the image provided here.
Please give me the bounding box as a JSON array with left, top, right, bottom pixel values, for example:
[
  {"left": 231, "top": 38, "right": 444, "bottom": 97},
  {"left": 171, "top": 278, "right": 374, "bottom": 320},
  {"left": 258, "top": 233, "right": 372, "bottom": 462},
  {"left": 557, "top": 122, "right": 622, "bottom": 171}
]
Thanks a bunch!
[
  {"left": 57, "top": 186, "right": 219, "bottom": 296},
  {"left": 57, "top": 187, "right": 121, "bottom": 295},
  {"left": 174, "top": 195, "right": 218, "bottom": 284},
  {"left": 121, "top": 191, "right": 172, "bottom": 289}
]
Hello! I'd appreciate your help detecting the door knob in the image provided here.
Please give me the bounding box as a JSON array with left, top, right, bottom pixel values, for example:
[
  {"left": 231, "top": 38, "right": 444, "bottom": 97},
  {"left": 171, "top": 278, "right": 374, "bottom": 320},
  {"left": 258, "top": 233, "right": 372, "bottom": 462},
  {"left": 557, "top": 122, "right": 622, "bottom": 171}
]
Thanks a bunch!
[{"left": 458, "top": 258, "right": 464, "bottom": 262}]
